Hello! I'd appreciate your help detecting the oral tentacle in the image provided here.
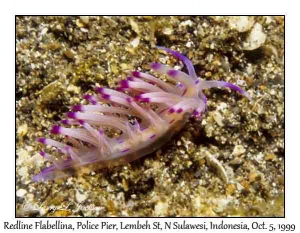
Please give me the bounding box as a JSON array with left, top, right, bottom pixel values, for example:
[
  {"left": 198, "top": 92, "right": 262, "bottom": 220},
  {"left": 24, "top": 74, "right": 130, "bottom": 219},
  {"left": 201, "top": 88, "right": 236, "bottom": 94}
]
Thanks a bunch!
[
  {"left": 156, "top": 46, "right": 198, "bottom": 79},
  {"left": 197, "top": 80, "right": 252, "bottom": 101}
]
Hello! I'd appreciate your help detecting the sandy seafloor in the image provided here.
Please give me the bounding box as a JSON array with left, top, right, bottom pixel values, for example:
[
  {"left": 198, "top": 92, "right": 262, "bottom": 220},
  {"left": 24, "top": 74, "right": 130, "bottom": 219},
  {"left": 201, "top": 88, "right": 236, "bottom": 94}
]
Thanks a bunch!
[{"left": 16, "top": 16, "right": 284, "bottom": 217}]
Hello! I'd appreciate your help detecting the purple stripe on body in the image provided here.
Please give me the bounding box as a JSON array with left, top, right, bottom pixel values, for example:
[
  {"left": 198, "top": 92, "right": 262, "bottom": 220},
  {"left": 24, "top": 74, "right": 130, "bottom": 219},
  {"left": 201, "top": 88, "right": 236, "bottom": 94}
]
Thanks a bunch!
[
  {"left": 149, "top": 134, "right": 156, "bottom": 139},
  {"left": 169, "top": 119, "right": 175, "bottom": 124},
  {"left": 159, "top": 108, "right": 168, "bottom": 114},
  {"left": 121, "top": 148, "right": 130, "bottom": 153},
  {"left": 116, "top": 138, "right": 124, "bottom": 144}
]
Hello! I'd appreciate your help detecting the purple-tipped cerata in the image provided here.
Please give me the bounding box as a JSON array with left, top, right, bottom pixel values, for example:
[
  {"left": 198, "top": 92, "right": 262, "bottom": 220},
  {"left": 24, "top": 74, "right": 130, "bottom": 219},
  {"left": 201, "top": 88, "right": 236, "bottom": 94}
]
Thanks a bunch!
[
  {"left": 50, "top": 125, "right": 62, "bottom": 134},
  {"left": 34, "top": 46, "right": 251, "bottom": 182}
]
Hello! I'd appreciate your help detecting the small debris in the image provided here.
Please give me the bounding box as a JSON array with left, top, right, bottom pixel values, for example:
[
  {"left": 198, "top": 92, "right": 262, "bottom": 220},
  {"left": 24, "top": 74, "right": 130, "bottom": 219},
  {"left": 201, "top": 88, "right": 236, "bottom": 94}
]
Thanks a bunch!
[
  {"left": 122, "top": 178, "right": 129, "bottom": 191},
  {"left": 228, "top": 16, "right": 255, "bottom": 32},
  {"left": 40, "top": 27, "right": 48, "bottom": 36},
  {"left": 265, "top": 153, "right": 276, "bottom": 161},
  {"left": 75, "top": 190, "right": 87, "bottom": 203},
  {"left": 130, "top": 37, "right": 140, "bottom": 48},
  {"left": 163, "top": 28, "right": 173, "bottom": 35},
  {"left": 64, "top": 49, "right": 77, "bottom": 60},
  {"left": 243, "top": 23, "right": 267, "bottom": 50},
  {"left": 16, "top": 149, "right": 30, "bottom": 166},
  {"left": 212, "top": 111, "right": 224, "bottom": 127},
  {"left": 186, "top": 41, "right": 193, "bottom": 48},
  {"left": 180, "top": 20, "right": 193, "bottom": 27},
  {"left": 236, "top": 182, "right": 245, "bottom": 191},
  {"left": 129, "top": 19, "right": 140, "bottom": 35},
  {"left": 80, "top": 16, "right": 90, "bottom": 25},
  {"left": 204, "top": 151, "right": 228, "bottom": 184},
  {"left": 213, "top": 197, "right": 233, "bottom": 213},
  {"left": 226, "top": 183, "right": 236, "bottom": 196},
  {"left": 17, "top": 189, "right": 27, "bottom": 198},
  {"left": 154, "top": 201, "right": 169, "bottom": 216},
  {"left": 233, "top": 145, "right": 246, "bottom": 156},
  {"left": 18, "top": 166, "right": 28, "bottom": 178},
  {"left": 67, "top": 84, "right": 81, "bottom": 94},
  {"left": 17, "top": 123, "right": 28, "bottom": 138},
  {"left": 76, "top": 19, "right": 85, "bottom": 28}
]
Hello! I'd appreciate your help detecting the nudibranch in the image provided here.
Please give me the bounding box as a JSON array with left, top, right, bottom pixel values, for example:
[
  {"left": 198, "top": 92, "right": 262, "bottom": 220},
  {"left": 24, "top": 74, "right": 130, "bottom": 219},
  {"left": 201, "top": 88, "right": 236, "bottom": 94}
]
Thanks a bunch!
[{"left": 34, "top": 46, "right": 251, "bottom": 182}]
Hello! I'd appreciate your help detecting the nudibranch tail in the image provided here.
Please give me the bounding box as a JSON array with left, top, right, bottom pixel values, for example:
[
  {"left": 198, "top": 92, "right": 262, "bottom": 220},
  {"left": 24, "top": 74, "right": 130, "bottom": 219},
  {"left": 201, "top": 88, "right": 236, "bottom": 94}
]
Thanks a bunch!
[{"left": 34, "top": 46, "right": 251, "bottom": 182}]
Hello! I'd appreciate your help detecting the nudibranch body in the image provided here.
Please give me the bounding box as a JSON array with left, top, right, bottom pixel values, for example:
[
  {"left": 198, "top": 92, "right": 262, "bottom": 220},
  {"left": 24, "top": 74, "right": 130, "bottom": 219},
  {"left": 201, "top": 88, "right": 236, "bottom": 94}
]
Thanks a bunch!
[{"left": 34, "top": 46, "right": 251, "bottom": 182}]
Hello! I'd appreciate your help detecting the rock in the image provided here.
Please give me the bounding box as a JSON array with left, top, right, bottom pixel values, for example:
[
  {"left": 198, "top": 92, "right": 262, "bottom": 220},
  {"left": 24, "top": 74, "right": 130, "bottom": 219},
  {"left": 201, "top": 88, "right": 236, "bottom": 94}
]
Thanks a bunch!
[
  {"left": 265, "top": 153, "right": 276, "bottom": 161},
  {"left": 17, "top": 189, "right": 27, "bottom": 197},
  {"left": 67, "top": 84, "right": 81, "bottom": 94},
  {"left": 40, "top": 27, "right": 48, "bottom": 36},
  {"left": 214, "top": 198, "right": 232, "bottom": 213},
  {"left": 122, "top": 178, "right": 129, "bottom": 192},
  {"left": 236, "top": 182, "right": 245, "bottom": 191},
  {"left": 26, "top": 193, "right": 34, "bottom": 202},
  {"left": 64, "top": 49, "right": 76, "bottom": 60},
  {"left": 80, "top": 16, "right": 89, "bottom": 25},
  {"left": 212, "top": 111, "right": 224, "bottom": 127},
  {"left": 255, "top": 152, "right": 264, "bottom": 161},
  {"left": 226, "top": 184, "right": 236, "bottom": 196},
  {"left": 17, "top": 123, "right": 28, "bottom": 138},
  {"left": 192, "top": 196, "right": 201, "bottom": 210},
  {"left": 154, "top": 201, "right": 168, "bottom": 216},
  {"left": 76, "top": 190, "right": 87, "bottom": 203},
  {"left": 228, "top": 16, "right": 254, "bottom": 32},
  {"left": 233, "top": 145, "right": 246, "bottom": 156},
  {"left": 76, "top": 19, "right": 85, "bottom": 28},
  {"left": 186, "top": 41, "right": 193, "bottom": 48},
  {"left": 31, "top": 152, "right": 45, "bottom": 167},
  {"left": 18, "top": 166, "right": 28, "bottom": 178},
  {"left": 163, "top": 28, "right": 173, "bottom": 35},
  {"left": 129, "top": 19, "right": 140, "bottom": 35},
  {"left": 130, "top": 37, "right": 140, "bottom": 48},
  {"left": 16, "top": 149, "right": 30, "bottom": 166},
  {"left": 180, "top": 20, "right": 193, "bottom": 27},
  {"left": 229, "top": 157, "right": 243, "bottom": 165},
  {"left": 243, "top": 23, "right": 267, "bottom": 50}
]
